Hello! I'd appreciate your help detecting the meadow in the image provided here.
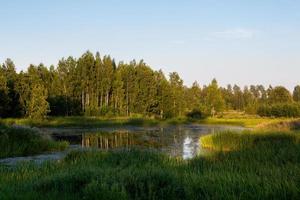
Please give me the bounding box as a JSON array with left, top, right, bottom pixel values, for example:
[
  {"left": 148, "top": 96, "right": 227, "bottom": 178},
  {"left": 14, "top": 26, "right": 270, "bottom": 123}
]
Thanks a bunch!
[{"left": 0, "top": 117, "right": 299, "bottom": 199}]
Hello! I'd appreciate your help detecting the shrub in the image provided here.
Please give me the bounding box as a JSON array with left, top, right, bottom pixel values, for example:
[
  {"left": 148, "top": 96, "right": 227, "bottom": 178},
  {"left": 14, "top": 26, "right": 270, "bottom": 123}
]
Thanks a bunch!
[
  {"left": 186, "top": 109, "right": 206, "bottom": 120},
  {"left": 257, "top": 103, "right": 300, "bottom": 117}
]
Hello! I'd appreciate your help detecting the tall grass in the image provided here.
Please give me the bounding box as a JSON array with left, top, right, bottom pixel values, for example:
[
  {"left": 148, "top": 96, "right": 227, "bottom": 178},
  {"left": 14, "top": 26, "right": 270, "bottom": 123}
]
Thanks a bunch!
[
  {"left": 0, "top": 115, "right": 291, "bottom": 128},
  {"left": 0, "top": 125, "right": 68, "bottom": 158},
  {"left": 200, "top": 130, "right": 300, "bottom": 151},
  {"left": 0, "top": 116, "right": 162, "bottom": 128},
  {"left": 0, "top": 129, "right": 300, "bottom": 199}
]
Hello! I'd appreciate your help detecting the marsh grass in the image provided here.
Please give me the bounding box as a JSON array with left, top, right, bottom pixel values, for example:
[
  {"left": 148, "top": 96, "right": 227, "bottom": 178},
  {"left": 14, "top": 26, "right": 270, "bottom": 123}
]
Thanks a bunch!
[
  {"left": 0, "top": 115, "right": 290, "bottom": 129},
  {"left": 200, "top": 130, "right": 300, "bottom": 151},
  {"left": 0, "top": 125, "right": 69, "bottom": 158},
  {"left": 0, "top": 117, "right": 162, "bottom": 128},
  {"left": 0, "top": 129, "right": 299, "bottom": 199}
]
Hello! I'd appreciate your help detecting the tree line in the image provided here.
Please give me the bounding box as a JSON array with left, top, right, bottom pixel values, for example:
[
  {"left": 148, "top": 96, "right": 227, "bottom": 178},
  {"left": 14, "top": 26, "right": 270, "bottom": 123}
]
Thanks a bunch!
[{"left": 0, "top": 51, "right": 300, "bottom": 119}]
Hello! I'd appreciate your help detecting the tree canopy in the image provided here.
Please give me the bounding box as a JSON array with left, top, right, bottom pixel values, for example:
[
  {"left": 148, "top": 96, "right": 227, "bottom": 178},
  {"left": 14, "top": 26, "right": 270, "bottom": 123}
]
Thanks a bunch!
[{"left": 0, "top": 52, "right": 299, "bottom": 119}]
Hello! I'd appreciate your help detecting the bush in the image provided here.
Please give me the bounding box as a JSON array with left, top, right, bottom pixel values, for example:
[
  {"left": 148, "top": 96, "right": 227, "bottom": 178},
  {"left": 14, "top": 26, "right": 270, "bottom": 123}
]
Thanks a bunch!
[
  {"left": 257, "top": 103, "right": 300, "bottom": 117},
  {"left": 186, "top": 109, "right": 206, "bottom": 120},
  {"left": 48, "top": 96, "right": 82, "bottom": 116}
]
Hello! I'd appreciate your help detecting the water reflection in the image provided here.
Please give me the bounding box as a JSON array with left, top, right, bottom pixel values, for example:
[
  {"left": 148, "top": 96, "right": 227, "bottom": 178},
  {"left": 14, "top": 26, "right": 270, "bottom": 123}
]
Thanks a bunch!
[
  {"left": 51, "top": 125, "right": 243, "bottom": 159},
  {"left": 82, "top": 132, "right": 135, "bottom": 149},
  {"left": 183, "top": 137, "right": 193, "bottom": 159}
]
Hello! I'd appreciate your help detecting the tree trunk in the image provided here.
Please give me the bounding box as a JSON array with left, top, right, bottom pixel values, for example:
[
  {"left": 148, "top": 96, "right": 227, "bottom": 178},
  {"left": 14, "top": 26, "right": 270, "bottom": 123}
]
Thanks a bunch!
[
  {"left": 81, "top": 90, "right": 85, "bottom": 112},
  {"left": 126, "top": 81, "right": 129, "bottom": 116}
]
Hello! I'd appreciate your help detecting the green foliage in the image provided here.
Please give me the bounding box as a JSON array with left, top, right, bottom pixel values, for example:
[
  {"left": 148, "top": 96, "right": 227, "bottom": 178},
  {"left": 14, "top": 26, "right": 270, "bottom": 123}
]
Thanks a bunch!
[
  {"left": 186, "top": 109, "right": 206, "bottom": 120},
  {"left": 27, "top": 84, "right": 50, "bottom": 119},
  {"left": 268, "top": 86, "right": 293, "bottom": 104},
  {"left": 293, "top": 85, "right": 300, "bottom": 102},
  {"left": 257, "top": 103, "right": 300, "bottom": 117},
  {"left": 169, "top": 72, "right": 185, "bottom": 117},
  {"left": 48, "top": 96, "right": 81, "bottom": 116},
  {"left": 0, "top": 54, "right": 299, "bottom": 119},
  {"left": 202, "top": 79, "right": 225, "bottom": 115},
  {"left": 185, "top": 82, "right": 202, "bottom": 113},
  {"left": 0, "top": 70, "right": 10, "bottom": 117},
  {"left": 0, "top": 125, "right": 68, "bottom": 158}
]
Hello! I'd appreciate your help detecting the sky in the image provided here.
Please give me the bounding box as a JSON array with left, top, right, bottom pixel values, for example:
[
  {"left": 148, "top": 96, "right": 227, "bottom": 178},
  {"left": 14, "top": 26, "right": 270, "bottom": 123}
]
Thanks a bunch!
[{"left": 0, "top": 0, "right": 300, "bottom": 90}]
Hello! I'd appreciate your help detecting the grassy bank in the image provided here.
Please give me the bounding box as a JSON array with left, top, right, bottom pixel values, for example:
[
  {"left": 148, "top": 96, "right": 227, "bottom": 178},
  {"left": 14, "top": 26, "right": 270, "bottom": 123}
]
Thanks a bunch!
[
  {"left": 201, "top": 130, "right": 300, "bottom": 151},
  {"left": 1, "top": 115, "right": 296, "bottom": 128},
  {"left": 0, "top": 130, "right": 300, "bottom": 199},
  {"left": 0, "top": 125, "right": 68, "bottom": 158},
  {"left": 0, "top": 116, "right": 163, "bottom": 128}
]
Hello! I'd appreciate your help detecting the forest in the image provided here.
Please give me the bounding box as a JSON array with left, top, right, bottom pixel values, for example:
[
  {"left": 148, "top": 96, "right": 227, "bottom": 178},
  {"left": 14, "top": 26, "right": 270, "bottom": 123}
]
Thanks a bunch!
[{"left": 1, "top": 51, "right": 300, "bottom": 119}]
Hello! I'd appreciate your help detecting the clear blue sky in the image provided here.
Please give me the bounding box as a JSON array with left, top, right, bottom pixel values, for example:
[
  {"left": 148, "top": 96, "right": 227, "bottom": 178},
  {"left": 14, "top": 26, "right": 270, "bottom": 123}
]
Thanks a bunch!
[{"left": 1, "top": 0, "right": 300, "bottom": 90}]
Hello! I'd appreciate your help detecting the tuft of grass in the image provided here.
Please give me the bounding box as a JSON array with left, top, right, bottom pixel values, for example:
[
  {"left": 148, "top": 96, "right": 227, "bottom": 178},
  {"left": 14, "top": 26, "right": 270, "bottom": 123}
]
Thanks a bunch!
[{"left": 0, "top": 125, "right": 69, "bottom": 158}]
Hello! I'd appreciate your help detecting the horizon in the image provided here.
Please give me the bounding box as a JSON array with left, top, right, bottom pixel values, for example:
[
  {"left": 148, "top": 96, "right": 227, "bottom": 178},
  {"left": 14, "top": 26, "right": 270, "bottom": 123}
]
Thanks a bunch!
[{"left": 1, "top": 0, "right": 299, "bottom": 90}]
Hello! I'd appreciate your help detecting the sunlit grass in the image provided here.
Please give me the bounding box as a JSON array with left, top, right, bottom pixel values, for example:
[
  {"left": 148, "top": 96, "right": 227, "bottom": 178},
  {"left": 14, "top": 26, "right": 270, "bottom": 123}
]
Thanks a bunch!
[
  {"left": 200, "top": 130, "right": 300, "bottom": 151},
  {"left": 1, "top": 115, "right": 296, "bottom": 129},
  {"left": 198, "top": 117, "right": 292, "bottom": 128}
]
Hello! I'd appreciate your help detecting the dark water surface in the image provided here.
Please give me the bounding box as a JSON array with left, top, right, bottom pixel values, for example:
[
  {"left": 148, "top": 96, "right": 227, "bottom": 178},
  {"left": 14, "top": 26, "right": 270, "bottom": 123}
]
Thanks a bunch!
[{"left": 49, "top": 124, "right": 244, "bottom": 159}]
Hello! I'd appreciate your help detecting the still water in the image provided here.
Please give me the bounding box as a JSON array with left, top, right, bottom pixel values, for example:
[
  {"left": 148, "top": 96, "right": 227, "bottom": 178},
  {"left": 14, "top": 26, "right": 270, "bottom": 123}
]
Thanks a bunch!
[{"left": 50, "top": 125, "right": 243, "bottom": 159}]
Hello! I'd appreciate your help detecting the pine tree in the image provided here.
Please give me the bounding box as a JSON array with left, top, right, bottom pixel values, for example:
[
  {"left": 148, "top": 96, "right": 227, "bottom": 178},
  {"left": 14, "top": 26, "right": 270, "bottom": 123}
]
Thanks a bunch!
[
  {"left": 112, "top": 68, "right": 125, "bottom": 114},
  {"left": 232, "top": 85, "right": 244, "bottom": 110},
  {"left": 293, "top": 85, "right": 300, "bottom": 102},
  {"left": 119, "top": 62, "right": 136, "bottom": 116},
  {"left": 77, "top": 51, "right": 95, "bottom": 115},
  {"left": 202, "top": 79, "right": 225, "bottom": 116},
  {"left": 1, "top": 59, "right": 23, "bottom": 117},
  {"left": 27, "top": 84, "right": 50, "bottom": 119},
  {"left": 153, "top": 70, "right": 172, "bottom": 118},
  {"left": 268, "top": 86, "right": 292, "bottom": 104},
  {"left": 185, "top": 81, "right": 201, "bottom": 111},
  {"left": 0, "top": 69, "right": 10, "bottom": 117},
  {"left": 169, "top": 72, "right": 184, "bottom": 117}
]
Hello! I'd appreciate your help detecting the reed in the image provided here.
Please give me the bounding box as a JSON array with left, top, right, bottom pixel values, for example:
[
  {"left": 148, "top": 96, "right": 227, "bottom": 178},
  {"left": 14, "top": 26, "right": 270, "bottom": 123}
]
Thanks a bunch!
[{"left": 0, "top": 125, "right": 68, "bottom": 158}]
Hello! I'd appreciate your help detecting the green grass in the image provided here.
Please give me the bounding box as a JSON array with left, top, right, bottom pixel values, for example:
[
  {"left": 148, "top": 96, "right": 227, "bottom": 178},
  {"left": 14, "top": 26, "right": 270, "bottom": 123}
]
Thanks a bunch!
[
  {"left": 0, "top": 116, "right": 162, "bottom": 128},
  {"left": 201, "top": 130, "right": 300, "bottom": 151},
  {"left": 0, "top": 125, "right": 69, "bottom": 158},
  {"left": 1, "top": 115, "right": 295, "bottom": 129},
  {"left": 198, "top": 117, "right": 293, "bottom": 128},
  {"left": 0, "top": 130, "right": 300, "bottom": 199},
  {"left": 0, "top": 116, "right": 205, "bottom": 128}
]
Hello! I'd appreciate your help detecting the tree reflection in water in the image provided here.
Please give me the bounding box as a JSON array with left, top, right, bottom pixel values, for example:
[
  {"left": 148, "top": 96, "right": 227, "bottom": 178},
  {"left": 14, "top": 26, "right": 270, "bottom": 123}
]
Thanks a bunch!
[{"left": 82, "top": 132, "right": 135, "bottom": 149}]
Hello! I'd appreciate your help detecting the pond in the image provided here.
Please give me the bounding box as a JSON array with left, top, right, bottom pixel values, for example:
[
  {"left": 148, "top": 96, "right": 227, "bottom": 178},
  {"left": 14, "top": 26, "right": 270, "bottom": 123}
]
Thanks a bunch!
[{"left": 49, "top": 124, "right": 244, "bottom": 159}]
